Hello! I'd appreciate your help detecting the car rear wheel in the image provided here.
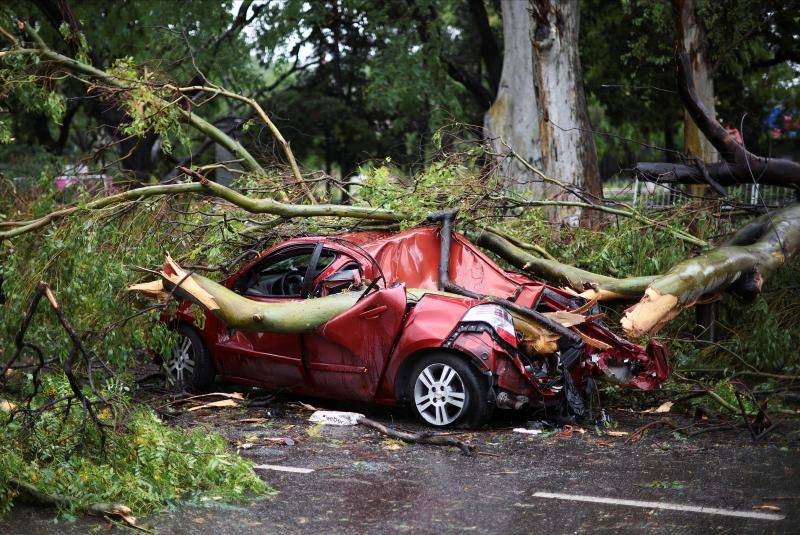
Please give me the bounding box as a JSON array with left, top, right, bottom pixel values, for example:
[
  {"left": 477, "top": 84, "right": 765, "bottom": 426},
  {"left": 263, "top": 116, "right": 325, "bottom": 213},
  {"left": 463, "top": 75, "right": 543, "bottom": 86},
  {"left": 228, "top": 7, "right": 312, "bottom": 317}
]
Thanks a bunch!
[
  {"left": 408, "top": 353, "right": 493, "bottom": 428},
  {"left": 168, "top": 325, "right": 215, "bottom": 391}
]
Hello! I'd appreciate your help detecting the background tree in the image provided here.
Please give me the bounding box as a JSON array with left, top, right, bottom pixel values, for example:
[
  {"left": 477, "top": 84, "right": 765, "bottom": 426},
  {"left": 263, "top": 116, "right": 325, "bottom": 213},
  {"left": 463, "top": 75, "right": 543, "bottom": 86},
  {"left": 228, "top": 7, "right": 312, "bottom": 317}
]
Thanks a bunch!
[
  {"left": 676, "top": 0, "right": 719, "bottom": 164},
  {"left": 531, "top": 0, "right": 603, "bottom": 226},
  {"left": 484, "top": 0, "right": 543, "bottom": 195}
]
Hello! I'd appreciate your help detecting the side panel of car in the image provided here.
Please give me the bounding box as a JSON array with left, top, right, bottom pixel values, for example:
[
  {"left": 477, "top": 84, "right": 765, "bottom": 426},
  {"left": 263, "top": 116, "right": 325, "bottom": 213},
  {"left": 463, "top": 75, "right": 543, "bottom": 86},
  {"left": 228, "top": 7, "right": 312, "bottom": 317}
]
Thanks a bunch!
[
  {"left": 374, "top": 293, "right": 481, "bottom": 402},
  {"left": 208, "top": 240, "right": 364, "bottom": 394},
  {"left": 308, "top": 284, "right": 408, "bottom": 401},
  {"left": 213, "top": 296, "right": 306, "bottom": 390}
]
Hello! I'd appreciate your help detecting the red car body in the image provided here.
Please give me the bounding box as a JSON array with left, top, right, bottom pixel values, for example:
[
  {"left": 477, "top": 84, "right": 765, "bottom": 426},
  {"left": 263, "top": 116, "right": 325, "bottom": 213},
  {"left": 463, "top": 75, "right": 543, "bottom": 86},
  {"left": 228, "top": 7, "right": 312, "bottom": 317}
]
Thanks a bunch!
[{"left": 168, "top": 225, "right": 670, "bottom": 411}]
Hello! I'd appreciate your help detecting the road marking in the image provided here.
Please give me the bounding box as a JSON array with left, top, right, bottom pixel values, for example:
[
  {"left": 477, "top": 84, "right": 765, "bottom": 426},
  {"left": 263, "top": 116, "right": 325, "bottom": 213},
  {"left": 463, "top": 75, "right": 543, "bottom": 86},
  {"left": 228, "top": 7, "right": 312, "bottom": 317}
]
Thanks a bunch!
[
  {"left": 253, "top": 464, "right": 314, "bottom": 474},
  {"left": 529, "top": 492, "right": 785, "bottom": 521}
]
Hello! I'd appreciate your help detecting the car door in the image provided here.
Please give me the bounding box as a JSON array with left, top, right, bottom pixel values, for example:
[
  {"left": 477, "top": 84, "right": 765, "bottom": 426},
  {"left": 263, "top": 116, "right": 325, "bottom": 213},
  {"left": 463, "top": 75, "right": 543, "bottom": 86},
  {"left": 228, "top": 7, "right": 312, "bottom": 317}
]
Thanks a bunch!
[
  {"left": 303, "top": 284, "right": 407, "bottom": 401},
  {"left": 214, "top": 244, "right": 336, "bottom": 391}
]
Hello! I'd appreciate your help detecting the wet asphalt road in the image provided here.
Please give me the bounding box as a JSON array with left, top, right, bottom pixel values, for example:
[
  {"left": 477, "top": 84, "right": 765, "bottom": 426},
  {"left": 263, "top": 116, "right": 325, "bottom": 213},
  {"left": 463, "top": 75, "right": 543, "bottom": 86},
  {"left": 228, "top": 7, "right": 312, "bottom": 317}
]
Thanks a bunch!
[{"left": 3, "top": 399, "right": 799, "bottom": 534}]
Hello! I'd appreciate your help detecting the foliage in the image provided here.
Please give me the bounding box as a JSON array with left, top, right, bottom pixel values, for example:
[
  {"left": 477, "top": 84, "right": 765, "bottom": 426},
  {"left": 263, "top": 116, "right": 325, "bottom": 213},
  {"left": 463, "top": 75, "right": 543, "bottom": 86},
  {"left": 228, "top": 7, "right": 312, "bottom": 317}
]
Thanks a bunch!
[
  {"left": 358, "top": 153, "right": 497, "bottom": 227},
  {"left": 0, "top": 180, "right": 272, "bottom": 516},
  {"left": 0, "top": 374, "right": 271, "bottom": 516},
  {"left": 105, "top": 57, "right": 189, "bottom": 155},
  {"left": 0, "top": 197, "right": 177, "bottom": 368}
]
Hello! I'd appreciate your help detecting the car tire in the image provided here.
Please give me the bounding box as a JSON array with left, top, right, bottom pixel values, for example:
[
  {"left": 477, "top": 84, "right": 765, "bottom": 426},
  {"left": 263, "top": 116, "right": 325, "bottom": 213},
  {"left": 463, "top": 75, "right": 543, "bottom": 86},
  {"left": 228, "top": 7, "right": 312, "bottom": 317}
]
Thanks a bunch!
[
  {"left": 168, "top": 324, "right": 216, "bottom": 391},
  {"left": 408, "top": 353, "right": 493, "bottom": 429}
]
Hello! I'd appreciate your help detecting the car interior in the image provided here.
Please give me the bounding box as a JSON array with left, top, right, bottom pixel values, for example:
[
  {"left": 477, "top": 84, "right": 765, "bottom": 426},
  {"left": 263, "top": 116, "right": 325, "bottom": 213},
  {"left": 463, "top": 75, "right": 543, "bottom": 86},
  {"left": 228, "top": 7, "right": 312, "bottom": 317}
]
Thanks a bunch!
[
  {"left": 232, "top": 244, "right": 369, "bottom": 298},
  {"left": 233, "top": 247, "right": 337, "bottom": 297}
]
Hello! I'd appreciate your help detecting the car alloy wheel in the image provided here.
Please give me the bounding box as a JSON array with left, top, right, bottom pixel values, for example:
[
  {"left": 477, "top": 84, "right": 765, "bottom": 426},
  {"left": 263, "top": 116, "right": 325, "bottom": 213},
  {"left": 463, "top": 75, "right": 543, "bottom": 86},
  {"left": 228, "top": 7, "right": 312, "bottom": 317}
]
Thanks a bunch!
[
  {"left": 169, "top": 334, "right": 196, "bottom": 384},
  {"left": 413, "top": 362, "right": 467, "bottom": 426}
]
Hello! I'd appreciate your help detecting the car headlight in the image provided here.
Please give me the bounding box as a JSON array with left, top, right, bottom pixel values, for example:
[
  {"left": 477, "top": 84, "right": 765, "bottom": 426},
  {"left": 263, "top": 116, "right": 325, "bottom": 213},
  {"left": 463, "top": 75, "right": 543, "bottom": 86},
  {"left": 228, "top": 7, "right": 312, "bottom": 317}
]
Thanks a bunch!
[{"left": 460, "top": 304, "right": 517, "bottom": 347}]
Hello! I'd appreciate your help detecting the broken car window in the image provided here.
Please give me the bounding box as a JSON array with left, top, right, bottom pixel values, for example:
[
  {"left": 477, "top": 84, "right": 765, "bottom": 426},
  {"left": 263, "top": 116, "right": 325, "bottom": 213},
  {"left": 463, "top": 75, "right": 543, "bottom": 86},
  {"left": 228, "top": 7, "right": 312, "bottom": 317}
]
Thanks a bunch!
[{"left": 236, "top": 248, "right": 336, "bottom": 298}]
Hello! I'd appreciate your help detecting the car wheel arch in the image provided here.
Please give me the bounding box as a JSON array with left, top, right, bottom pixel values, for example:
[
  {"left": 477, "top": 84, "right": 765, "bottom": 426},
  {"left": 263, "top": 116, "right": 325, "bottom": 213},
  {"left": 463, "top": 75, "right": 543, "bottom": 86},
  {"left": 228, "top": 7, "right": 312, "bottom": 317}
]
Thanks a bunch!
[{"left": 393, "top": 347, "right": 492, "bottom": 405}]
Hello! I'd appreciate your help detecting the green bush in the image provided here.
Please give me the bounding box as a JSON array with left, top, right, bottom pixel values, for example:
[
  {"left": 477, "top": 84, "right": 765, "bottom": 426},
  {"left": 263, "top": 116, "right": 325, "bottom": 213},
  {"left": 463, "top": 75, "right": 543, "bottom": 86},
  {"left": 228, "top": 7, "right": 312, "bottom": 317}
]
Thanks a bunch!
[
  {"left": 0, "top": 375, "right": 271, "bottom": 516},
  {"left": 0, "top": 186, "right": 272, "bottom": 517}
]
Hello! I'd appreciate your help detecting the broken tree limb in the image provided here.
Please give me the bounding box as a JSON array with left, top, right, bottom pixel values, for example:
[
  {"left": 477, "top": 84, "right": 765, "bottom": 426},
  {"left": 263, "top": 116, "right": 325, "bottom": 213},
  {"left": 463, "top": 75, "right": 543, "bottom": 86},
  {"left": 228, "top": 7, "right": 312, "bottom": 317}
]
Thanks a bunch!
[
  {"left": 635, "top": 161, "right": 800, "bottom": 190},
  {"left": 0, "top": 176, "right": 397, "bottom": 241},
  {"left": 11, "top": 478, "right": 139, "bottom": 528},
  {"left": 129, "top": 256, "right": 362, "bottom": 332},
  {"left": 621, "top": 203, "right": 800, "bottom": 337},
  {"left": 636, "top": 53, "right": 800, "bottom": 190},
  {"left": 483, "top": 226, "right": 558, "bottom": 261},
  {"left": 357, "top": 417, "right": 473, "bottom": 455},
  {"left": 476, "top": 230, "right": 656, "bottom": 301},
  {"left": 165, "top": 84, "right": 315, "bottom": 203}
]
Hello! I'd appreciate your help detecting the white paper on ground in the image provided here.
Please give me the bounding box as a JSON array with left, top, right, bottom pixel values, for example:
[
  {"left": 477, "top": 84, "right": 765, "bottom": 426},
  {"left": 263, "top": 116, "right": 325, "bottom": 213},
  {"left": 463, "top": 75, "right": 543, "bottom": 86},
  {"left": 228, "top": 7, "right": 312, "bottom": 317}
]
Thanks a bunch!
[
  {"left": 309, "top": 410, "right": 365, "bottom": 426},
  {"left": 513, "top": 428, "right": 543, "bottom": 435}
]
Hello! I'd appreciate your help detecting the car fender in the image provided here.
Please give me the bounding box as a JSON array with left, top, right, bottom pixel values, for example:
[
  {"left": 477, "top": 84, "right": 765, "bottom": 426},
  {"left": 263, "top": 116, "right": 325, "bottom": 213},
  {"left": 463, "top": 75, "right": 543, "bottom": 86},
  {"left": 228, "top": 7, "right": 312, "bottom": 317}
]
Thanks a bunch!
[{"left": 377, "top": 293, "right": 499, "bottom": 402}]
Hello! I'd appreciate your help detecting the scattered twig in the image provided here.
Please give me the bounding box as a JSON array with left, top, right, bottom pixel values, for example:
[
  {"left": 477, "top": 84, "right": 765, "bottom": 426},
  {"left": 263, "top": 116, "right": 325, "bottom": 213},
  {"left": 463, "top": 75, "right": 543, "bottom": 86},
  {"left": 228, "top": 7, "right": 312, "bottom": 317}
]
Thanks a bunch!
[
  {"left": 357, "top": 417, "right": 474, "bottom": 455},
  {"left": 12, "top": 478, "right": 141, "bottom": 530}
]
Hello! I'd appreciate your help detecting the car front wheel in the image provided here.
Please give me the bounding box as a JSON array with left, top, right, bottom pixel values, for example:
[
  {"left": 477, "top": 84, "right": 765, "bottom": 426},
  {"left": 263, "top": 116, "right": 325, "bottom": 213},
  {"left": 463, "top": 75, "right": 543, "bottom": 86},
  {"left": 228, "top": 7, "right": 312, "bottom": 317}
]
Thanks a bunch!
[
  {"left": 408, "top": 353, "right": 493, "bottom": 428},
  {"left": 168, "top": 325, "right": 215, "bottom": 391}
]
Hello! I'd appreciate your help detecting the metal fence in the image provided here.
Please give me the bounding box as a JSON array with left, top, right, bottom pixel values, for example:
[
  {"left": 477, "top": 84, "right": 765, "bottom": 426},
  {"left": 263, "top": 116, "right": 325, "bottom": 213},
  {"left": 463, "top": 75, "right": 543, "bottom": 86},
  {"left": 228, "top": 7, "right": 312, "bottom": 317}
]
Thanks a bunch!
[{"left": 604, "top": 179, "right": 797, "bottom": 210}]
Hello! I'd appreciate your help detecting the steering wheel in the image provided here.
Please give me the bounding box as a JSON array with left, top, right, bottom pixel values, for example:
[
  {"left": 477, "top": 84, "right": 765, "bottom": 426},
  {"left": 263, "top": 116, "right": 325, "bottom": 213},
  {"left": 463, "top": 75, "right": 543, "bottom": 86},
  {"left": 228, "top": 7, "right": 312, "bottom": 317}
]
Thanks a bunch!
[{"left": 280, "top": 270, "right": 305, "bottom": 296}]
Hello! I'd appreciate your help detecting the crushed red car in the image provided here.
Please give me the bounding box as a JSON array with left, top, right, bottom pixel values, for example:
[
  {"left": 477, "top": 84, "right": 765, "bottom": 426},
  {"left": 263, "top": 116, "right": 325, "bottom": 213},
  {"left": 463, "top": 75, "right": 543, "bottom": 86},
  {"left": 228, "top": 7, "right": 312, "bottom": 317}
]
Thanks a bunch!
[{"left": 164, "top": 222, "right": 670, "bottom": 428}]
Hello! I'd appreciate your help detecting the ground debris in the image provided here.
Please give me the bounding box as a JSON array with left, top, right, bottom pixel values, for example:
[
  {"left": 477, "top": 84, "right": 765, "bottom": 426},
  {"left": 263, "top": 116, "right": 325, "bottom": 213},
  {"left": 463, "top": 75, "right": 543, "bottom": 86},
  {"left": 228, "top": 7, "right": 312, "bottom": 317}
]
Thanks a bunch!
[
  {"left": 188, "top": 398, "right": 240, "bottom": 411},
  {"left": 642, "top": 401, "right": 673, "bottom": 414}
]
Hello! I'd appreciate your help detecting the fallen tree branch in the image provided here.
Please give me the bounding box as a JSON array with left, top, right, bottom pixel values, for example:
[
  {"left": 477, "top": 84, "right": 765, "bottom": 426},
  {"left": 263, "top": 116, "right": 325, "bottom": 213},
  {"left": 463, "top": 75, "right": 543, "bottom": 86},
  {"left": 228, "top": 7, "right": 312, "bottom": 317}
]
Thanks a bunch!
[
  {"left": 12, "top": 478, "right": 140, "bottom": 529},
  {"left": 482, "top": 226, "right": 557, "bottom": 261},
  {"left": 476, "top": 230, "right": 656, "bottom": 301},
  {"left": 621, "top": 203, "right": 800, "bottom": 336},
  {"left": 357, "top": 417, "right": 474, "bottom": 455},
  {"left": 129, "top": 255, "right": 363, "bottom": 332},
  {"left": 636, "top": 161, "right": 800, "bottom": 190},
  {"left": 636, "top": 53, "right": 800, "bottom": 190},
  {"left": 0, "top": 172, "right": 397, "bottom": 240},
  {"left": 166, "top": 84, "right": 316, "bottom": 203}
]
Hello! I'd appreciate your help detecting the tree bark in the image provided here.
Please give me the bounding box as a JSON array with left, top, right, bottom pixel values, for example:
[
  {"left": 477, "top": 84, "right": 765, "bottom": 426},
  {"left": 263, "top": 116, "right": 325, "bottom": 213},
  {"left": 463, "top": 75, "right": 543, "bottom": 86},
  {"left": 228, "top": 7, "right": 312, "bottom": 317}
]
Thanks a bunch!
[
  {"left": 484, "top": 0, "right": 543, "bottom": 196},
  {"left": 530, "top": 0, "right": 603, "bottom": 226},
  {"left": 675, "top": 0, "right": 718, "bottom": 164}
]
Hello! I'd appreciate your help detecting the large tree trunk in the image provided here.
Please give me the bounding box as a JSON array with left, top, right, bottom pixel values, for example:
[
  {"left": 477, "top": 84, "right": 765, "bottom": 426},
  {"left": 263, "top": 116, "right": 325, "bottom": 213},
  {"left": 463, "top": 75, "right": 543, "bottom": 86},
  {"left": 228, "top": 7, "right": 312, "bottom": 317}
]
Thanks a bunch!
[
  {"left": 484, "top": 0, "right": 543, "bottom": 196},
  {"left": 675, "top": 0, "right": 718, "bottom": 165},
  {"left": 530, "top": 0, "right": 603, "bottom": 226}
]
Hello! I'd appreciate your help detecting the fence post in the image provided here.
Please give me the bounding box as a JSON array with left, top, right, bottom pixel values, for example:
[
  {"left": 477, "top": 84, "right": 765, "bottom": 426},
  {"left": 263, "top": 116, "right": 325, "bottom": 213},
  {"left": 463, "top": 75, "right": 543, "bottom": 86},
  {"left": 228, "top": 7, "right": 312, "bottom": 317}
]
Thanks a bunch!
[{"left": 694, "top": 303, "right": 716, "bottom": 343}]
